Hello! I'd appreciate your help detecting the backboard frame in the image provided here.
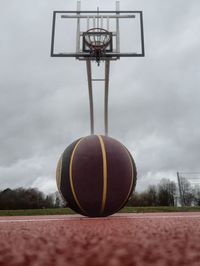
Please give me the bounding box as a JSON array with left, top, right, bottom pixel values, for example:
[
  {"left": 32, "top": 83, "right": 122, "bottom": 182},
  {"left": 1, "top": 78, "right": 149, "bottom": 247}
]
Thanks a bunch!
[{"left": 50, "top": 10, "right": 145, "bottom": 59}]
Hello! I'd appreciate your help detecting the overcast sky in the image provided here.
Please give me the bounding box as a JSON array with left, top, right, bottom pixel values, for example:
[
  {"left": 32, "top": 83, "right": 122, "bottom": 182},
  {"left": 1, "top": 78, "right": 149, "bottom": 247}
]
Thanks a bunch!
[{"left": 0, "top": 0, "right": 200, "bottom": 194}]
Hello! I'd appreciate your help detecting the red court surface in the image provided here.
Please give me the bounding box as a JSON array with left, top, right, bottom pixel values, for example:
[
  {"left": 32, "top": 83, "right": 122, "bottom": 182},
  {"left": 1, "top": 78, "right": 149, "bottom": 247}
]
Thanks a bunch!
[{"left": 0, "top": 212, "right": 199, "bottom": 266}]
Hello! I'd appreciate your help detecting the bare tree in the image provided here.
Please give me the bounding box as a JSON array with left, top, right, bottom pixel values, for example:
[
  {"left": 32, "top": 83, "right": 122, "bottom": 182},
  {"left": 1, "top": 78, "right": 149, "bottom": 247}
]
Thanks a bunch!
[
  {"left": 179, "top": 177, "right": 194, "bottom": 206},
  {"left": 192, "top": 186, "right": 200, "bottom": 206},
  {"left": 157, "top": 179, "right": 177, "bottom": 206}
]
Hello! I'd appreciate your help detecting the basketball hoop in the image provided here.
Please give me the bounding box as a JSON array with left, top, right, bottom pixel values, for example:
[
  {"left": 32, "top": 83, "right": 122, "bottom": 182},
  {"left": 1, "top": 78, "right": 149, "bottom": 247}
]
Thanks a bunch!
[
  {"left": 83, "top": 28, "right": 112, "bottom": 65},
  {"left": 51, "top": 3, "right": 145, "bottom": 136}
]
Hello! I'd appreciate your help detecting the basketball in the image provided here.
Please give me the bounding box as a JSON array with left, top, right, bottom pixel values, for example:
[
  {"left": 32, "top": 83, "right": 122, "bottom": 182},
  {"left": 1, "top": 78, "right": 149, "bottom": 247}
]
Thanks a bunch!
[{"left": 56, "top": 135, "right": 137, "bottom": 217}]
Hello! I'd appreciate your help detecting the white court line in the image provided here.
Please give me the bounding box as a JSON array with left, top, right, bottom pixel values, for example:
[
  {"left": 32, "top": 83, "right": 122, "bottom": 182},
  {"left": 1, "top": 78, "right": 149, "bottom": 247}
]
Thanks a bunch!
[
  {"left": 0, "top": 214, "right": 200, "bottom": 223},
  {"left": 0, "top": 218, "right": 76, "bottom": 223}
]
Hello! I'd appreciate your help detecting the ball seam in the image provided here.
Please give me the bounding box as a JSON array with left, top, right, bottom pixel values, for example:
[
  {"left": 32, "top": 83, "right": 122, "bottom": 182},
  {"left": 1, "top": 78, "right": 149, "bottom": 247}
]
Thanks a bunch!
[
  {"left": 98, "top": 135, "right": 108, "bottom": 214},
  {"left": 69, "top": 138, "right": 88, "bottom": 216}
]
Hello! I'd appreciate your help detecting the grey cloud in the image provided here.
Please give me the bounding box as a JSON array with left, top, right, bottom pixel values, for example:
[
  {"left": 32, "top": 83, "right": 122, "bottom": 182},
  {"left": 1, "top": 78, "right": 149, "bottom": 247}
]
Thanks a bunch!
[{"left": 0, "top": 0, "right": 200, "bottom": 193}]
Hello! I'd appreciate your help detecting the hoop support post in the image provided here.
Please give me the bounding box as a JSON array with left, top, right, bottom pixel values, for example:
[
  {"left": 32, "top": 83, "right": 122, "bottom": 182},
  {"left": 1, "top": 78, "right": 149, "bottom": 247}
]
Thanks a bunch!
[
  {"left": 104, "top": 60, "right": 110, "bottom": 136},
  {"left": 76, "top": 1, "right": 81, "bottom": 57},
  {"left": 116, "top": 1, "right": 120, "bottom": 56},
  {"left": 86, "top": 60, "right": 94, "bottom": 135},
  {"left": 86, "top": 59, "right": 110, "bottom": 136}
]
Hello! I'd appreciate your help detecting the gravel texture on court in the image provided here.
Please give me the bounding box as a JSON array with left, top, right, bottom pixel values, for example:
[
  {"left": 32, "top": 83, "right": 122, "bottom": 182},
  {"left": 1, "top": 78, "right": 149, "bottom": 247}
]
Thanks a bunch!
[{"left": 0, "top": 213, "right": 200, "bottom": 266}]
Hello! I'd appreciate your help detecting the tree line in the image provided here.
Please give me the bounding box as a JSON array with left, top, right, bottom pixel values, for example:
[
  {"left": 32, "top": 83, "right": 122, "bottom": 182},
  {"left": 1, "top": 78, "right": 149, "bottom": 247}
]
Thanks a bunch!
[
  {"left": 127, "top": 178, "right": 200, "bottom": 207},
  {"left": 0, "top": 178, "right": 199, "bottom": 210},
  {"left": 0, "top": 187, "right": 65, "bottom": 210}
]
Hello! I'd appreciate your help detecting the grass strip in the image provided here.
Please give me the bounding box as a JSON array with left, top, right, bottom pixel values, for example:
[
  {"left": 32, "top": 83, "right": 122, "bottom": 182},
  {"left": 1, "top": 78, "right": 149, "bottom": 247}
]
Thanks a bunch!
[{"left": 0, "top": 206, "right": 199, "bottom": 216}]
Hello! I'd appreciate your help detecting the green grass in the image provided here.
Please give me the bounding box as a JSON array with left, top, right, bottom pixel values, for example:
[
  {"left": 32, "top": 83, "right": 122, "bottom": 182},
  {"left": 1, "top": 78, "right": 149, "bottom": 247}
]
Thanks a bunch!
[
  {"left": 0, "top": 208, "right": 76, "bottom": 216},
  {"left": 119, "top": 206, "right": 200, "bottom": 213},
  {"left": 0, "top": 206, "right": 199, "bottom": 216}
]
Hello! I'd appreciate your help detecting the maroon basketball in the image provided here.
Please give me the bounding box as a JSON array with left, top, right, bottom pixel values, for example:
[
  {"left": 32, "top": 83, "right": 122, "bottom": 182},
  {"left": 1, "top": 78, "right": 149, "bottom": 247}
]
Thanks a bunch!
[{"left": 56, "top": 135, "right": 137, "bottom": 217}]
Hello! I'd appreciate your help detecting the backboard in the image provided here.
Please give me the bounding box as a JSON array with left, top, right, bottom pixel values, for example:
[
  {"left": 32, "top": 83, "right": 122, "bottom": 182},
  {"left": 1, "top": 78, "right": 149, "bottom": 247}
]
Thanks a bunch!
[{"left": 50, "top": 1, "right": 145, "bottom": 61}]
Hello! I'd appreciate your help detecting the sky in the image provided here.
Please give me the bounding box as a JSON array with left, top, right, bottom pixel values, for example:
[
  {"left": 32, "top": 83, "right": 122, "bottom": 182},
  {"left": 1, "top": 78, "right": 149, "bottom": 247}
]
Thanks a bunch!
[{"left": 0, "top": 0, "right": 200, "bottom": 194}]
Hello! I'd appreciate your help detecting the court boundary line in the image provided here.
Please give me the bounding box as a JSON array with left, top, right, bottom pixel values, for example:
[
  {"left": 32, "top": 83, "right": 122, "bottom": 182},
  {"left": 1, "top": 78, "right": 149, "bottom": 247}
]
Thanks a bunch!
[{"left": 0, "top": 214, "right": 200, "bottom": 223}]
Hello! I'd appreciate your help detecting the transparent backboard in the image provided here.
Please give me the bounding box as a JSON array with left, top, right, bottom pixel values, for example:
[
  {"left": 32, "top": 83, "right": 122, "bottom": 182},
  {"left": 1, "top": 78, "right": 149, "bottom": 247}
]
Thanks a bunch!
[{"left": 50, "top": 9, "right": 145, "bottom": 60}]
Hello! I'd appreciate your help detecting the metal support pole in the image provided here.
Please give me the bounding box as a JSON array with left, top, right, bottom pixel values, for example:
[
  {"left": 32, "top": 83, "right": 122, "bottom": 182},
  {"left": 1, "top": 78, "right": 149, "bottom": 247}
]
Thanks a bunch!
[
  {"left": 87, "top": 17, "right": 90, "bottom": 30},
  {"left": 86, "top": 60, "right": 94, "bottom": 135},
  {"left": 106, "top": 17, "right": 109, "bottom": 31},
  {"left": 76, "top": 1, "right": 81, "bottom": 57},
  {"left": 177, "top": 172, "right": 184, "bottom": 207},
  {"left": 97, "top": 7, "right": 100, "bottom": 28},
  {"left": 104, "top": 60, "right": 110, "bottom": 136},
  {"left": 86, "top": 59, "right": 110, "bottom": 136},
  {"left": 116, "top": 1, "right": 120, "bottom": 56}
]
